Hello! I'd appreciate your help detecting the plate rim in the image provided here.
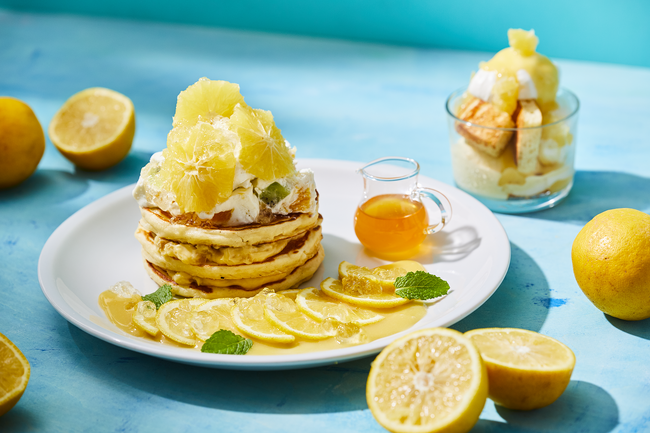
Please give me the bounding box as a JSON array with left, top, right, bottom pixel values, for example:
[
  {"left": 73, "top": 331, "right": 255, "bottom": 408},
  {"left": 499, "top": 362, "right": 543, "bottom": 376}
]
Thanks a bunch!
[{"left": 38, "top": 158, "right": 510, "bottom": 370}]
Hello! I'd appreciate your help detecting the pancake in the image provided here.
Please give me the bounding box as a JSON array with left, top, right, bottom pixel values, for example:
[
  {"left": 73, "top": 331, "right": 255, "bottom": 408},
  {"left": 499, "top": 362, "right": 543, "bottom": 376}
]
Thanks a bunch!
[
  {"left": 138, "top": 223, "right": 314, "bottom": 266},
  {"left": 136, "top": 224, "right": 323, "bottom": 280},
  {"left": 140, "top": 206, "right": 321, "bottom": 247},
  {"left": 144, "top": 245, "right": 325, "bottom": 298}
]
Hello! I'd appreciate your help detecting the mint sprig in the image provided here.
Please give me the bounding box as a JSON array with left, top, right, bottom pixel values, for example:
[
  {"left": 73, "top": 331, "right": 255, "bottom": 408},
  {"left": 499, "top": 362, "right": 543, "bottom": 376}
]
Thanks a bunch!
[
  {"left": 394, "top": 271, "right": 450, "bottom": 300},
  {"left": 142, "top": 284, "right": 173, "bottom": 309},
  {"left": 201, "top": 330, "right": 253, "bottom": 355}
]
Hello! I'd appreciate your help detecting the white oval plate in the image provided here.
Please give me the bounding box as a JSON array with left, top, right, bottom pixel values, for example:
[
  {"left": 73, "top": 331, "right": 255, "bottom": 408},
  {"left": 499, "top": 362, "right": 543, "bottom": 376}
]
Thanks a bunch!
[{"left": 38, "top": 158, "right": 510, "bottom": 370}]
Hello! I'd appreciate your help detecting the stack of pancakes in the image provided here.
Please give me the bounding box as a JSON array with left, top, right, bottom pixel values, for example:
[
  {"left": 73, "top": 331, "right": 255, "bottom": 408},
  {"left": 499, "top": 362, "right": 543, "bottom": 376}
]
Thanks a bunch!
[{"left": 135, "top": 205, "right": 323, "bottom": 298}]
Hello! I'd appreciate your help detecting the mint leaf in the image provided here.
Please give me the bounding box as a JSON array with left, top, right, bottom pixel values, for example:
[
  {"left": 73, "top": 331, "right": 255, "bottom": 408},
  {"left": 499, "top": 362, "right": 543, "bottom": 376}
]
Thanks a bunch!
[
  {"left": 201, "top": 330, "right": 253, "bottom": 355},
  {"left": 394, "top": 271, "right": 450, "bottom": 300},
  {"left": 259, "top": 182, "right": 290, "bottom": 207},
  {"left": 142, "top": 284, "right": 173, "bottom": 309}
]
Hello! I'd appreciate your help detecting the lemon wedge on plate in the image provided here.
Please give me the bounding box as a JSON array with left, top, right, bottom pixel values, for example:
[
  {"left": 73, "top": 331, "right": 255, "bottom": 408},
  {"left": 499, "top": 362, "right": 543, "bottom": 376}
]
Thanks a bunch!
[
  {"left": 156, "top": 298, "right": 207, "bottom": 346},
  {"left": 0, "top": 333, "right": 30, "bottom": 417},
  {"left": 465, "top": 328, "right": 575, "bottom": 410},
  {"left": 321, "top": 277, "right": 410, "bottom": 309},
  {"left": 367, "top": 328, "right": 487, "bottom": 433},
  {"left": 48, "top": 87, "right": 135, "bottom": 170}
]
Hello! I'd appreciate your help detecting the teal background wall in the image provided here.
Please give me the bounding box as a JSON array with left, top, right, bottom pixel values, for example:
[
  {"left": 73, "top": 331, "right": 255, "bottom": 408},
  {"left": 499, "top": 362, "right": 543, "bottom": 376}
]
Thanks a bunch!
[{"left": 1, "top": 0, "right": 649, "bottom": 67}]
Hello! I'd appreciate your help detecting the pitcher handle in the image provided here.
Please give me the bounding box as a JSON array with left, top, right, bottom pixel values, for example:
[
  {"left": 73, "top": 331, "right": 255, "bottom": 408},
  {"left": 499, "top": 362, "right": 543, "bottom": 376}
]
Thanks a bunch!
[{"left": 414, "top": 187, "right": 452, "bottom": 234}]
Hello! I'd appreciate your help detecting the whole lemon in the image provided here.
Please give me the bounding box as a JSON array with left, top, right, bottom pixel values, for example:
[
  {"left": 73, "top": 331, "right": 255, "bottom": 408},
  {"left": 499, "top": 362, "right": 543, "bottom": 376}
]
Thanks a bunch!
[
  {"left": 0, "top": 97, "right": 45, "bottom": 189},
  {"left": 572, "top": 208, "right": 650, "bottom": 320}
]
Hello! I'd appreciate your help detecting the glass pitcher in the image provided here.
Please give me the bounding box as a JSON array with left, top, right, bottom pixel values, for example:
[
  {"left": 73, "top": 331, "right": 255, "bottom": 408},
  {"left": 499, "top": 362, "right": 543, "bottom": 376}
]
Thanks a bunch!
[{"left": 354, "top": 157, "right": 452, "bottom": 259}]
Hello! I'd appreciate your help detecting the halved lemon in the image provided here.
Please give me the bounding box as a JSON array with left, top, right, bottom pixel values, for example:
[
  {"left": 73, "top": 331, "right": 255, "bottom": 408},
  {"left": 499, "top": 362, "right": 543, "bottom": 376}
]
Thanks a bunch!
[
  {"left": 132, "top": 300, "right": 159, "bottom": 337},
  {"left": 296, "top": 287, "right": 384, "bottom": 325},
  {"left": 191, "top": 298, "right": 236, "bottom": 341},
  {"left": 173, "top": 78, "right": 245, "bottom": 126},
  {"left": 48, "top": 87, "right": 135, "bottom": 170},
  {"left": 367, "top": 328, "right": 487, "bottom": 433},
  {"left": 229, "top": 104, "right": 295, "bottom": 181},
  {"left": 321, "top": 278, "right": 410, "bottom": 309},
  {"left": 263, "top": 293, "right": 334, "bottom": 340},
  {"left": 0, "top": 333, "right": 30, "bottom": 417},
  {"left": 156, "top": 298, "right": 207, "bottom": 346},
  {"left": 231, "top": 294, "right": 295, "bottom": 343},
  {"left": 465, "top": 328, "right": 576, "bottom": 410}
]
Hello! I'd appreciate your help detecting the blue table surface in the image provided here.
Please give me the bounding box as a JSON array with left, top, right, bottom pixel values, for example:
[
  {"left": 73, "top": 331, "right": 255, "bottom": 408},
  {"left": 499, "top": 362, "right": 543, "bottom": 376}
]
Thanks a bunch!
[{"left": 1, "top": 10, "right": 650, "bottom": 433}]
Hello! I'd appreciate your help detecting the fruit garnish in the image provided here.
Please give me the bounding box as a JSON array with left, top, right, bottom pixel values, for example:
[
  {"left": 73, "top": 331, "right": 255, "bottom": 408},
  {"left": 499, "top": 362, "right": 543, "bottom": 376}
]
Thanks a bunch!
[
  {"left": 508, "top": 28, "right": 538, "bottom": 56},
  {"left": 200, "top": 330, "right": 252, "bottom": 355},
  {"left": 132, "top": 301, "right": 160, "bottom": 336},
  {"left": 321, "top": 278, "right": 410, "bottom": 309},
  {"left": 0, "top": 97, "right": 45, "bottom": 189},
  {"left": 229, "top": 104, "right": 296, "bottom": 181},
  {"left": 0, "top": 333, "right": 30, "bottom": 417},
  {"left": 263, "top": 293, "right": 334, "bottom": 340},
  {"left": 366, "top": 328, "right": 487, "bottom": 433},
  {"left": 108, "top": 281, "right": 141, "bottom": 298},
  {"left": 338, "top": 261, "right": 407, "bottom": 295},
  {"left": 48, "top": 87, "right": 135, "bottom": 170},
  {"left": 259, "top": 182, "right": 290, "bottom": 207},
  {"left": 572, "top": 208, "right": 650, "bottom": 320},
  {"left": 142, "top": 284, "right": 173, "bottom": 309},
  {"left": 160, "top": 121, "right": 236, "bottom": 213},
  {"left": 295, "top": 287, "right": 384, "bottom": 325},
  {"left": 156, "top": 298, "right": 208, "bottom": 346},
  {"left": 173, "top": 78, "right": 245, "bottom": 126},
  {"left": 465, "top": 328, "right": 575, "bottom": 410},
  {"left": 394, "top": 271, "right": 450, "bottom": 300},
  {"left": 231, "top": 291, "right": 295, "bottom": 343},
  {"left": 191, "top": 298, "right": 236, "bottom": 341},
  {"left": 490, "top": 75, "right": 518, "bottom": 115}
]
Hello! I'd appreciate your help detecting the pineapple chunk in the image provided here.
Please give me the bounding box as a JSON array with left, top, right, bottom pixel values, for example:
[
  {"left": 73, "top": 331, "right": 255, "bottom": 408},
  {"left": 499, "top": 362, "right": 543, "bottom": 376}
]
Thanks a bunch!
[
  {"left": 508, "top": 29, "right": 538, "bottom": 56},
  {"left": 490, "top": 75, "right": 519, "bottom": 115}
]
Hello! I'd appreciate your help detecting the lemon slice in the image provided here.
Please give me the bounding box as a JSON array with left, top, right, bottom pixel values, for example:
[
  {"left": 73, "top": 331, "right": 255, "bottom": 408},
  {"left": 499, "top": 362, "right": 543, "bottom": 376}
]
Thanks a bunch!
[
  {"left": 229, "top": 104, "right": 295, "bottom": 181},
  {"left": 231, "top": 295, "right": 295, "bottom": 343},
  {"left": 339, "top": 261, "right": 409, "bottom": 294},
  {"left": 0, "top": 333, "right": 30, "bottom": 417},
  {"left": 321, "top": 278, "right": 410, "bottom": 309},
  {"left": 48, "top": 87, "right": 135, "bottom": 170},
  {"left": 276, "top": 288, "right": 301, "bottom": 301},
  {"left": 132, "top": 301, "right": 159, "bottom": 337},
  {"left": 263, "top": 293, "right": 334, "bottom": 340},
  {"left": 465, "top": 328, "right": 576, "bottom": 410},
  {"left": 173, "top": 78, "right": 245, "bottom": 126},
  {"left": 160, "top": 122, "right": 236, "bottom": 213},
  {"left": 367, "top": 328, "right": 487, "bottom": 433},
  {"left": 296, "top": 287, "right": 384, "bottom": 325},
  {"left": 156, "top": 298, "right": 207, "bottom": 346},
  {"left": 191, "top": 298, "right": 236, "bottom": 341}
]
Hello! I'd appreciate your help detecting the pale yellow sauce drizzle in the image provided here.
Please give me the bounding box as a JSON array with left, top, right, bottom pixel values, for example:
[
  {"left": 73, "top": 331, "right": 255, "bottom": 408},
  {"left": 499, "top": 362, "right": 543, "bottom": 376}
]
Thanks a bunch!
[{"left": 97, "top": 260, "right": 429, "bottom": 355}]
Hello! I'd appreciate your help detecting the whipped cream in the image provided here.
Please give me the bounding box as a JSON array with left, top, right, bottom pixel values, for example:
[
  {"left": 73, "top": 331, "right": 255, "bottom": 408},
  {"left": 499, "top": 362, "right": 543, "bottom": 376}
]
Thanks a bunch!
[
  {"left": 516, "top": 69, "right": 538, "bottom": 100},
  {"left": 468, "top": 68, "right": 540, "bottom": 103},
  {"left": 133, "top": 152, "right": 317, "bottom": 226},
  {"left": 468, "top": 69, "right": 497, "bottom": 101}
]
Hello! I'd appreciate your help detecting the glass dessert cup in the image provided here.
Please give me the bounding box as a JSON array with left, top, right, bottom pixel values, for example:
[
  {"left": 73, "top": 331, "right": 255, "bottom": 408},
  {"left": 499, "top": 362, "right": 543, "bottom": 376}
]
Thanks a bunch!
[{"left": 446, "top": 88, "right": 579, "bottom": 214}]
